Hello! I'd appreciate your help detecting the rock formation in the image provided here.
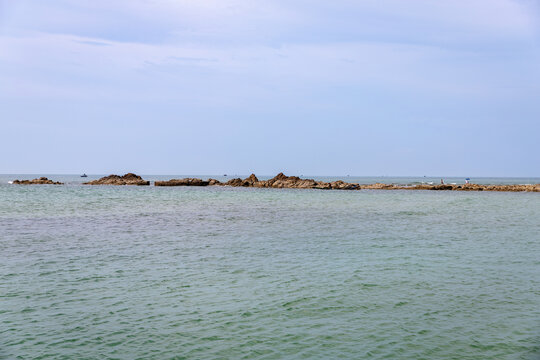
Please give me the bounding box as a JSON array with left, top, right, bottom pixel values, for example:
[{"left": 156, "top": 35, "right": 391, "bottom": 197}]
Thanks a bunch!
[
  {"left": 10, "top": 172, "right": 537, "bottom": 192},
  {"left": 84, "top": 173, "right": 149, "bottom": 186},
  {"left": 152, "top": 173, "right": 539, "bottom": 192},
  {"left": 12, "top": 177, "right": 63, "bottom": 185},
  {"left": 359, "top": 183, "right": 540, "bottom": 192},
  {"left": 155, "top": 178, "right": 209, "bottom": 186},
  {"left": 154, "top": 173, "right": 360, "bottom": 190}
]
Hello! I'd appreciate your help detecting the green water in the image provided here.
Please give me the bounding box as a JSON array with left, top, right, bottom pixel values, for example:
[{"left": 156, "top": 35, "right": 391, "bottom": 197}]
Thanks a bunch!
[{"left": 1, "top": 177, "right": 539, "bottom": 359}]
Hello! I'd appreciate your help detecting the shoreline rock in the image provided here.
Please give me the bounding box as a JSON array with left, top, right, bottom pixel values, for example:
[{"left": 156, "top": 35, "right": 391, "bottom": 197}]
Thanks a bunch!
[
  {"left": 84, "top": 173, "right": 149, "bottom": 186},
  {"left": 12, "top": 177, "right": 63, "bottom": 185}
]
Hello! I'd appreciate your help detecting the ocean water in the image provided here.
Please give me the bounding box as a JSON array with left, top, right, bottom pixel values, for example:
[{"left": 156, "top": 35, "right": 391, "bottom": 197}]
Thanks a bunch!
[{"left": 1, "top": 175, "right": 539, "bottom": 359}]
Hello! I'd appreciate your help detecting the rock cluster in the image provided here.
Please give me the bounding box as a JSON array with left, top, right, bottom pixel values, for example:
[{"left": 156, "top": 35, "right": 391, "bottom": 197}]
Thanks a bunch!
[
  {"left": 12, "top": 177, "right": 63, "bottom": 185},
  {"left": 361, "top": 183, "right": 540, "bottom": 192},
  {"left": 151, "top": 173, "right": 540, "bottom": 192},
  {"left": 156, "top": 173, "right": 361, "bottom": 190},
  {"left": 84, "top": 173, "right": 149, "bottom": 186},
  {"left": 155, "top": 178, "right": 209, "bottom": 186},
  {"left": 12, "top": 172, "right": 539, "bottom": 192}
]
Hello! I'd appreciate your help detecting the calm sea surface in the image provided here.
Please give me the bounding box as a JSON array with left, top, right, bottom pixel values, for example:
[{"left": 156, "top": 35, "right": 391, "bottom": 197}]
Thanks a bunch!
[{"left": 1, "top": 175, "right": 539, "bottom": 359}]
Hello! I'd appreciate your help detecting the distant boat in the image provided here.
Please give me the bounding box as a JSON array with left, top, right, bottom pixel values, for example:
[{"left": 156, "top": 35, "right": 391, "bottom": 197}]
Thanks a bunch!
[
  {"left": 81, "top": 174, "right": 88, "bottom": 177},
  {"left": 223, "top": 174, "right": 227, "bottom": 177}
]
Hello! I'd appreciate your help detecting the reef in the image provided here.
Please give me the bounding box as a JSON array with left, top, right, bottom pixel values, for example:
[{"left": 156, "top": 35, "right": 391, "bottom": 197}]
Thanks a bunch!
[
  {"left": 83, "top": 173, "right": 149, "bottom": 186},
  {"left": 12, "top": 172, "right": 538, "bottom": 192},
  {"left": 153, "top": 173, "right": 540, "bottom": 192},
  {"left": 12, "top": 177, "right": 63, "bottom": 185},
  {"left": 365, "top": 183, "right": 540, "bottom": 192}
]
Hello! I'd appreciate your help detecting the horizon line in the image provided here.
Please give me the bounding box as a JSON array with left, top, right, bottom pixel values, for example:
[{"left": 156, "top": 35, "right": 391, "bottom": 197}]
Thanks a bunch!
[{"left": 2, "top": 173, "right": 540, "bottom": 179}]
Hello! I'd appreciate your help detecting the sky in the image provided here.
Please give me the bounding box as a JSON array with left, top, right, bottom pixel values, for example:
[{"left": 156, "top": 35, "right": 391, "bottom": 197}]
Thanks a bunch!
[{"left": 0, "top": 0, "right": 539, "bottom": 176}]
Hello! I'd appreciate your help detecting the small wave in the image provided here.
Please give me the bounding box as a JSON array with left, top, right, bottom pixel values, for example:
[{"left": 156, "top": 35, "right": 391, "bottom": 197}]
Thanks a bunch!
[{"left": 8, "top": 181, "right": 13, "bottom": 184}]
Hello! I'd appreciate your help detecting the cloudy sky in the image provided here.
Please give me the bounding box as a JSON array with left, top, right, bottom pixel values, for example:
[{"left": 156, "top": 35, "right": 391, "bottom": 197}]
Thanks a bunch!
[{"left": 1, "top": 0, "right": 539, "bottom": 176}]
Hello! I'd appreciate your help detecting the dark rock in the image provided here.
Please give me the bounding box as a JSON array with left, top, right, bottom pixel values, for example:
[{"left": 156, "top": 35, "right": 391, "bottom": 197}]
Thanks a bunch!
[
  {"left": 225, "top": 178, "right": 244, "bottom": 186},
  {"left": 12, "top": 177, "right": 63, "bottom": 185},
  {"left": 84, "top": 173, "right": 149, "bottom": 185},
  {"left": 155, "top": 178, "right": 209, "bottom": 186}
]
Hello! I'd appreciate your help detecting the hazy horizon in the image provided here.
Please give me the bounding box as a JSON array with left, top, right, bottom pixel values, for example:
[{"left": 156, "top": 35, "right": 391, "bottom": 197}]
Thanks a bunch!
[{"left": 3, "top": 173, "right": 540, "bottom": 180}]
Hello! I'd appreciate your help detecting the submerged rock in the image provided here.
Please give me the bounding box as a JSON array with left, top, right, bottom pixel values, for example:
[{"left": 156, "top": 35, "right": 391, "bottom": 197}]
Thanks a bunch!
[
  {"left": 84, "top": 173, "right": 149, "bottom": 186},
  {"left": 12, "top": 177, "right": 63, "bottom": 185}
]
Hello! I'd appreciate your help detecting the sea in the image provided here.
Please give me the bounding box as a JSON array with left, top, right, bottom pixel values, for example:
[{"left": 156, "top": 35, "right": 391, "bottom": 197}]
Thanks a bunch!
[{"left": 1, "top": 174, "right": 539, "bottom": 359}]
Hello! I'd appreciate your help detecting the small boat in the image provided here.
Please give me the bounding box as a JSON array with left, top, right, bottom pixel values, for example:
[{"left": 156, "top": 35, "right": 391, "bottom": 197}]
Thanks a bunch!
[{"left": 81, "top": 174, "right": 88, "bottom": 177}]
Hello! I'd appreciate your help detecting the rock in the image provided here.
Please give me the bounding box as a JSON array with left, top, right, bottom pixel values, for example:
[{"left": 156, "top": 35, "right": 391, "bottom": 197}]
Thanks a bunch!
[
  {"left": 243, "top": 174, "right": 259, "bottom": 186},
  {"left": 225, "top": 178, "right": 244, "bottom": 186},
  {"left": 155, "top": 178, "right": 209, "bottom": 186},
  {"left": 394, "top": 183, "right": 540, "bottom": 192},
  {"left": 264, "top": 173, "right": 316, "bottom": 189},
  {"left": 330, "top": 180, "right": 361, "bottom": 190},
  {"left": 12, "top": 177, "right": 63, "bottom": 185},
  {"left": 84, "top": 173, "right": 149, "bottom": 185},
  {"left": 219, "top": 173, "right": 351, "bottom": 190},
  {"left": 431, "top": 184, "right": 454, "bottom": 190},
  {"left": 151, "top": 173, "right": 540, "bottom": 193},
  {"left": 314, "top": 182, "right": 332, "bottom": 190},
  {"left": 361, "top": 183, "right": 396, "bottom": 190}
]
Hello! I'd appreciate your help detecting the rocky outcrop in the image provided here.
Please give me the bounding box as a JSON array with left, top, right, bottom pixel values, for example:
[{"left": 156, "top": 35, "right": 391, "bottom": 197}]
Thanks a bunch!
[
  {"left": 360, "top": 183, "right": 540, "bottom": 192},
  {"left": 253, "top": 173, "right": 361, "bottom": 190},
  {"left": 223, "top": 173, "right": 260, "bottom": 187},
  {"left": 262, "top": 173, "right": 318, "bottom": 189},
  {"left": 12, "top": 177, "right": 63, "bottom": 185},
  {"left": 455, "top": 184, "right": 539, "bottom": 192},
  {"left": 224, "top": 178, "right": 244, "bottom": 186},
  {"left": 329, "top": 180, "right": 361, "bottom": 190},
  {"left": 154, "top": 173, "right": 360, "bottom": 190},
  {"left": 361, "top": 183, "right": 396, "bottom": 190},
  {"left": 152, "top": 173, "right": 540, "bottom": 192},
  {"left": 155, "top": 178, "right": 209, "bottom": 186},
  {"left": 84, "top": 173, "right": 149, "bottom": 185}
]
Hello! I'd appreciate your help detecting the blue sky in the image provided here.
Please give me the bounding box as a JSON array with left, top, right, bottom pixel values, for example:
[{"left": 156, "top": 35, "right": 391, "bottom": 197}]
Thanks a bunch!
[{"left": 1, "top": 0, "right": 539, "bottom": 176}]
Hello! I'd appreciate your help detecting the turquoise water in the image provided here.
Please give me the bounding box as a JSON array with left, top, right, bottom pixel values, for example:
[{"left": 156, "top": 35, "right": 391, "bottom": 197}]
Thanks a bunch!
[{"left": 1, "top": 175, "right": 539, "bottom": 359}]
